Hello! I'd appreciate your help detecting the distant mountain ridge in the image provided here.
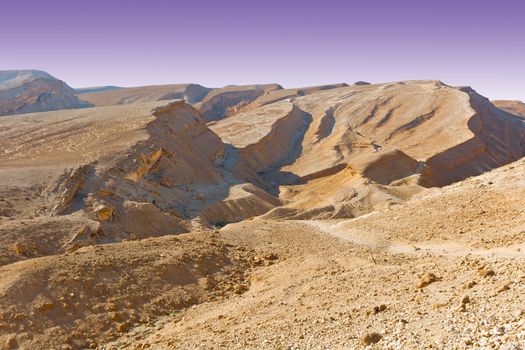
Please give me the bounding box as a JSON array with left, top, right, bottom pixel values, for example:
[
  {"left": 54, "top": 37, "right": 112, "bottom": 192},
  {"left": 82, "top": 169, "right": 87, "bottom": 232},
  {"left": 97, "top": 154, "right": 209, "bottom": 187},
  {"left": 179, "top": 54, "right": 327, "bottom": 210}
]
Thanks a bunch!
[
  {"left": 0, "top": 70, "right": 351, "bottom": 118},
  {"left": 74, "top": 86, "right": 123, "bottom": 94}
]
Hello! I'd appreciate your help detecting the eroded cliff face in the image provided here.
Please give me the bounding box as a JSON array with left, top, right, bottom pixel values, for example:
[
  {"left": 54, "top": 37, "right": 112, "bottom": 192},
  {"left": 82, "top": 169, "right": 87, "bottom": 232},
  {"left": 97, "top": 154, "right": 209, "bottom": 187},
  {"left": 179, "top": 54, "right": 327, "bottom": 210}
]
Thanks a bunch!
[
  {"left": 419, "top": 90, "right": 525, "bottom": 187},
  {"left": 0, "top": 70, "right": 92, "bottom": 116},
  {"left": 39, "top": 101, "right": 252, "bottom": 243},
  {"left": 1, "top": 80, "right": 524, "bottom": 247},
  {"left": 2, "top": 79, "right": 525, "bottom": 348},
  {"left": 196, "top": 84, "right": 283, "bottom": 122},
  {"left": 0, "top": 99, "right": 279, "bottom": 263},
  {"left": 210, "top": 80, "right": 525, "bottom": 219}
]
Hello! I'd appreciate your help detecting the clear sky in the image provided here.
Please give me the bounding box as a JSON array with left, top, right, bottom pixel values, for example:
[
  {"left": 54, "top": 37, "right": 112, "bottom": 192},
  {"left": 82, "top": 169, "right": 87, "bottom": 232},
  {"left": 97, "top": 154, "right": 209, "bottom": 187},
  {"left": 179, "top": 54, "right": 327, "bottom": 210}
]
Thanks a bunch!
[{"left": 1, "top": 0, "right": 523, "bottom": 100}]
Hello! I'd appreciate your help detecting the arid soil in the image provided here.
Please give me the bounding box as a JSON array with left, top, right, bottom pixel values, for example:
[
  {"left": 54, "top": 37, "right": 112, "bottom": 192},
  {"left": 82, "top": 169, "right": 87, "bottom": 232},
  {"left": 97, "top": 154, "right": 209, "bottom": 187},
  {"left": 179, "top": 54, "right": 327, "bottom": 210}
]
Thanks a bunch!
[
  {"left": 102, "top": 159, "right": 525, "bottom": 349},
  {"left": 1, "top": 77, "right": 525, "bottom": 349}
]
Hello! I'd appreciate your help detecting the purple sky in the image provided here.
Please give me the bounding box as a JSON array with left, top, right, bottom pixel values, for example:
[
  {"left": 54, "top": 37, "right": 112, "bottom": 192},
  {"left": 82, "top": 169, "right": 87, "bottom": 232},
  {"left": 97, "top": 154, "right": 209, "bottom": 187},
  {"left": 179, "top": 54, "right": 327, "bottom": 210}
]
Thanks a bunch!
[{"left": 1, "top": 0, "right": 523, "bottom": 99}]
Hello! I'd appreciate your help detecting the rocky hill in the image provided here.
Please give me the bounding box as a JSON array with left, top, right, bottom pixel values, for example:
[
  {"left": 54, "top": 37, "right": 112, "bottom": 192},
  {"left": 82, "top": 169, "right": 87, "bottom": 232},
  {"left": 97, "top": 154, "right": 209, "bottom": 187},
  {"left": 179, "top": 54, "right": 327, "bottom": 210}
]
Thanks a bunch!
[
  {"left": 1, "top": 79, "right": 525, "bottom": 348},
  {"left": 211, "top": 80, "right": 525, "bottom": 219},
  {"left": 0, "top": 70, "right": 92, "bottom": 116}
]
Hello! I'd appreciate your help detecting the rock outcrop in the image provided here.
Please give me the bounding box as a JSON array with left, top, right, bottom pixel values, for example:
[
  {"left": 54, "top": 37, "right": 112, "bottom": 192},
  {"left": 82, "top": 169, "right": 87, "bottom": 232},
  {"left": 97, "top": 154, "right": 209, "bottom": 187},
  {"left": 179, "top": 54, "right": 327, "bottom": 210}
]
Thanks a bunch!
[
  {"left": 419, "top": 89, "right": 525, "bottom": 187},
  {"left": 196, "top": 84, "right": 283, "bottom": 122},
  {"left": 0, "top": 70, "right": 92, "bottom": 116},
  {"left": 0, "top": 99, "right": 275, "bottom": 252}
]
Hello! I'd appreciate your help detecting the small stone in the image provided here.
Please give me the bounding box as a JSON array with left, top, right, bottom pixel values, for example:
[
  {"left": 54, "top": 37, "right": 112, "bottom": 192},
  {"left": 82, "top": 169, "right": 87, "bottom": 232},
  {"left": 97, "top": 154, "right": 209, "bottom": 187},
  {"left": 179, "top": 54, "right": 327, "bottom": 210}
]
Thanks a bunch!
[
  {"left": 361, "top": 332, "right": 382, "bottom": 345},
  {"left": 496, "top": 283, "right": 510, "bottom": 293},
  {"left": 110, "top": 312, "right": 122, "bottom": 321},
  {"left": 36, "top": 301, "right": 55, "bottom": 312},
  {"left": 416, "top": 272, "right": 438, "bottom": 288},
  {"left": 263, "top": 253, "right": 278, "bottom": 260},
  {"left": 233, "top": 284, "right": 248, "bottom": 294},
  {"left": 373, "top": 304, "right": 387, "bottom": 314},
  {"left": 479, "top": 269, "right": 495, "bottom": 277},
  {"left": 117, "top": 321, "right": 130, "bottom": 332},
  {"left": 466, "top": 280, "right": 477, "bottom": 289},
  {"left": 491, "top": 326, "right": 504, "bottom": 336},
  {"left": 461, "top": 296, "right": 470, "bottom": 305}
]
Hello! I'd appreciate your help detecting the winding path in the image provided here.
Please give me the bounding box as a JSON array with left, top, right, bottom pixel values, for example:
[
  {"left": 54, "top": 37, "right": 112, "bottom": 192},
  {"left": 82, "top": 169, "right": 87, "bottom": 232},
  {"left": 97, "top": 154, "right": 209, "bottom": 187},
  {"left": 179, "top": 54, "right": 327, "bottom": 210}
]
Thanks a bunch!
[{"left": 304, "top": 219, "right": 525, "bottom": 259}]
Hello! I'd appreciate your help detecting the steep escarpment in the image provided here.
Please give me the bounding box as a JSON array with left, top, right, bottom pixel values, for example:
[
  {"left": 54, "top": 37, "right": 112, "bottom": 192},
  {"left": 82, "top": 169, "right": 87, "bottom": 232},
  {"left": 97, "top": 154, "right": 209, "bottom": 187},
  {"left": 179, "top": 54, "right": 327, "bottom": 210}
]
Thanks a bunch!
[
  {"left": 196, "top": 84, "right": 282, "bottom": 122},
  {"left": 357, "top": 150, "right": 422, "bottom": 185},
  {"left": 211, "top": 80, "right": 525, "bottom": 218},
  {"left": 0, "top": 70, "right": 92, "bottom": 116},
  {"left": 235, "top": 83, "right": 348, "bottom": 113},
  {"left": 238, "top": 104, "right": 311, "bottom": 173},
  {"left": 0, "top": 100, "right": 274, "bottom": 265},
  {"left": 37, "top": 101, "right": 270, "bottom": 242},
  {"left": 420, "top": 90, "right": 525, "bottom": 187}
]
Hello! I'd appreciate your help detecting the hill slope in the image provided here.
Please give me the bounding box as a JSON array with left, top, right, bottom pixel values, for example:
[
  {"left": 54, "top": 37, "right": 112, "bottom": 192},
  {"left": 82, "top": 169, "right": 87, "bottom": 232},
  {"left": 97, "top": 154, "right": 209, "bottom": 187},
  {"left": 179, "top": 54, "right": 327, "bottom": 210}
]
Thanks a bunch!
[
  {"left": 0, "top": 70, "right": 92, "bottom": 116},
  {"left": 1, "top": 80, "right": 525, "bottom": 348},
  {"left": 211, "top": 80, "right": 525, "bottom": 219}
]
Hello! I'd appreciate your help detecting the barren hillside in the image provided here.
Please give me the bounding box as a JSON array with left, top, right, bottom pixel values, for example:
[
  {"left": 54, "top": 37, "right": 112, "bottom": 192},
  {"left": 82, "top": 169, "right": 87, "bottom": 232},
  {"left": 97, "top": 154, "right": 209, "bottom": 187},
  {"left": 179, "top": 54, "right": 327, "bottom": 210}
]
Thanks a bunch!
[
  {"left": 195, "top": 84, "right": 283, "bottom": 122},
  {"left": 211, "top": 80, "right": 525, "bottom": 219},
  {"left": 111, "top": 159, "right": 525, "bottom": 348},
  {"left": 0, "top": 70, "right": 92, "bottom": 116},
  {"left": 1, "top": 79, "right": 525, "bottom": 349}
]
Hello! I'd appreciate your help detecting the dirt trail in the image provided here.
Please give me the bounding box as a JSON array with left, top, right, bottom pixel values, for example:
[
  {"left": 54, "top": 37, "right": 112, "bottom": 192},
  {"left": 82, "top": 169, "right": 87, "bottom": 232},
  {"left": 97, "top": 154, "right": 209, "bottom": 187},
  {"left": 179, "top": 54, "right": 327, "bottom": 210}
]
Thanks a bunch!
[{"left": 306, "top": 219, "right": 525, "bottom": 259}]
